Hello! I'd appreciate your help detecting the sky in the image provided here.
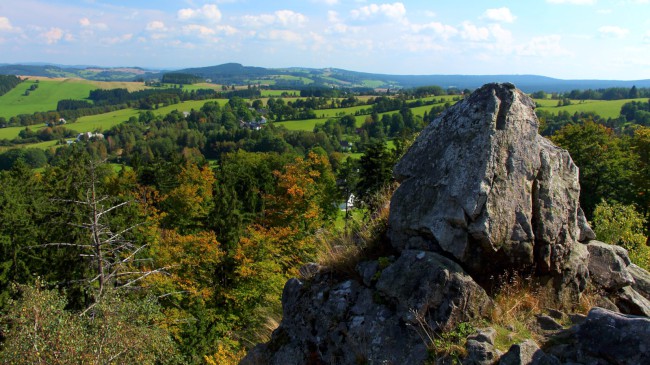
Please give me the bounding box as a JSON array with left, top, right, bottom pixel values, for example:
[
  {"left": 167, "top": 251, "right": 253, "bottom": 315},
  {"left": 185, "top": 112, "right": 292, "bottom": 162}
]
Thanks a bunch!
[{"left": 0, "top": 0, "right": 649, "bottom": 80}]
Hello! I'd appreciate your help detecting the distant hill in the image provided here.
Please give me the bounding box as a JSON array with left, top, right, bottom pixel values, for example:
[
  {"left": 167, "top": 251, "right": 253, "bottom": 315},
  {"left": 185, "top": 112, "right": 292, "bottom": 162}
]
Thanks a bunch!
[
  {"left": 0, "top": 64, "right": 162, "bottom": 81},
  {"left": 172, "top": 63, "right": 650, "bottom": 92},
  {"left": 2, "top": 63, "right": 650, "bottom": 92}
]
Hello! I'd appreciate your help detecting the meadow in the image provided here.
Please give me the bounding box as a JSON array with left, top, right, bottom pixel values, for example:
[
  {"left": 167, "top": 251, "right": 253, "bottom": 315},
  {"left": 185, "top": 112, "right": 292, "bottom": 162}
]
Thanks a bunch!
[
  {"left": 70, "top": 98, "right": 230, "bottom": 133},
  {"left": 276, "top": 99, "right": 453, "bottom": 131},
  {"left": 534, "top": 98, "right": 646, "bottom": 119},
  {"left": 0, "top": 99, "right": 230, "bottom": 144},
  {"left": 0, "top": 77, "right": 149, "bottom": 119}
]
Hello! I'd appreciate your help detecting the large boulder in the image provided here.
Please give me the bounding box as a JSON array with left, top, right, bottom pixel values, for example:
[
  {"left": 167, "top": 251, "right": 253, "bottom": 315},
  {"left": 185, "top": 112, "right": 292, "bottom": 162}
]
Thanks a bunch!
[
  {"left": 586, "top": 240, "right": 634, "bottom": 291},
  {"left": 546, "top": 307, "right": 650, "bottom": 364},
  {"left": 629, "top": 263, "right": 650, "bottom": 300},
  {"left": 389, "top": 83, "right": 592, "bottom": 287},
  {"left": 242, "top": 251, "right": 491, "bottom": 365}
]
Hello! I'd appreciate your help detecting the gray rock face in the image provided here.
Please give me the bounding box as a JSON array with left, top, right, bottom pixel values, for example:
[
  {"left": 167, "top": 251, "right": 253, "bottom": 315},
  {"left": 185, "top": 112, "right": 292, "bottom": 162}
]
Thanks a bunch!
[
  {"left": 629, "top": 263, "right": 650, "bottom": 300},
  {"left": 586, "top": 240, "right": 634, "bottom": 291},
  {"left": 498, "top": 340, "right": 554, "bottom": 365},
  {"left": 547, "top": 307, "right": 650, "bottom": 365},
  {"left": 375, "top": 250, "right": 492, "bottom": 329},
  {"left": 241, "top": 251, "right": 490, "bottom": 365},
  {"left": 463, "top": 328, "right": 500, "bottom": 365},
  {"left": 616, "top": 286, "right": 650, "bottom": 316},
  {"left": 389, "top": 83, "right": 591, "bottom": 284}
]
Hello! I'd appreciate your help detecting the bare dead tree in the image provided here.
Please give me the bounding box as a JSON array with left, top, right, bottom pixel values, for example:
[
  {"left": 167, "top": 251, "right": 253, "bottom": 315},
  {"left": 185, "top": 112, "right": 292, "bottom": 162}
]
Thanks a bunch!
[{"left": 39, "top": 160, "right": 168, "bottom": 314}]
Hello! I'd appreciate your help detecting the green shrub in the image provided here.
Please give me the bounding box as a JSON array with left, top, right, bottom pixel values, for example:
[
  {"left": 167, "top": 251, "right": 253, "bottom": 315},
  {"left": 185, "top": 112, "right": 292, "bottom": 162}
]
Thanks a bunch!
[{"left": 592, "top": 200, "right": 649, "bottom": 270}]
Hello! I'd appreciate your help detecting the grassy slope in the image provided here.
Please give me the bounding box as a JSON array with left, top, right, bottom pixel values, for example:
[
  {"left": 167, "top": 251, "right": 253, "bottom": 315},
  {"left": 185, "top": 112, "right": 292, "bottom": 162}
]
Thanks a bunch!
[
  {"left": 0, "top": 79, "right": 95, "bottom": 119},
  {"left": 534, "top": 98, "right": 646, "bottom": 119},
  {"left": 276, "top": 99, "right": 455, "bottom": 132},
  {"left": 0, "top": 99, "right": 230, "bottom": 144},
  {"left": 71, "top": 98, "right": 230, "bottom": 132},
  {"left": 0, "top": 78, "right": 149, "bottom": 119}
]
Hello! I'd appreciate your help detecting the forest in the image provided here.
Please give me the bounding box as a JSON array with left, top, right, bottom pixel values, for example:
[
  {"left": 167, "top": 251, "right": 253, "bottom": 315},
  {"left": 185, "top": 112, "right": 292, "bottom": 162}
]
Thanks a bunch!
[{"left": 0, "top": 82, "right": 649, "bottom": 363}]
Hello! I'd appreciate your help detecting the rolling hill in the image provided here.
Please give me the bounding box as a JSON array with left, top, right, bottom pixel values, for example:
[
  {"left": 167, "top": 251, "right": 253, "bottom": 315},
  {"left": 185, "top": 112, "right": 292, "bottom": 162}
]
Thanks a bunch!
[{"left": 2, "top": 62, "right": 650, "bottom": 92}]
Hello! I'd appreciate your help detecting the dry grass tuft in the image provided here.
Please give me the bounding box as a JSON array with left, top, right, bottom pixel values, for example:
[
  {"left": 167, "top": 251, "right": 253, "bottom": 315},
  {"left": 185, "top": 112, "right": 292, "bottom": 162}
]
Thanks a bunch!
[
  {"left": 316, "top": 184, "right": 395, "bottom": 277},
  {"left": 490, "top": 275, "right": 546, "bottom": 324},
  {"left": 488, "top": 274, "right": 553, "bottom": 351},
  {"left": 487, "top": 272, "right": 603, "bottom": 351}
]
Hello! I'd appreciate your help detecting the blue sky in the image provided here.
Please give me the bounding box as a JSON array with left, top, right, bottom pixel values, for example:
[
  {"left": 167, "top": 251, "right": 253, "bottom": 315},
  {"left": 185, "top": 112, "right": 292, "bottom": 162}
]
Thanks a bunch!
[{"left": 0, "top": 0, "right": 648, "bottom": 79}]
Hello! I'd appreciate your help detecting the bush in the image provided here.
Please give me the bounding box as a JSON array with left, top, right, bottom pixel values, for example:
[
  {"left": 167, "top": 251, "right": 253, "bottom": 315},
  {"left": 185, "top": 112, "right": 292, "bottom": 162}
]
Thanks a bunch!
[
  {"left": 0, "top": 285, "right": 179, "bottom": 364},
  {"left": 592, "top": 200, "right": 650, "bottom": 270}
]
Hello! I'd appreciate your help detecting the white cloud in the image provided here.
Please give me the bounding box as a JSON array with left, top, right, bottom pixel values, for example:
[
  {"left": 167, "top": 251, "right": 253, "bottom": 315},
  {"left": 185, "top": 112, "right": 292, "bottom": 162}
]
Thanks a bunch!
[
  {"left": 599, "top": 25, "right": 629, "bottom": 38},
  {"left": 241, "top": 14, "right": 275, "bottom": 27},
  {"left": 517, "top": 34, "right": 569, "bottom": 57},
  {"left": 489, "top": 24, "right": 513, "bottom": 45},
  {"left": 260, "top": 29, "right": 303, "bottom": 43},
  {"left": 216, "top": 25, "right": 238, "bottom": 36},
  {"left": 328, "top": 11, "right": 340, "bottom": 23},
  {"left": 178, "top": 4, "right": 222, "bottom": 23},
  {"left": 274, "top": 10, "right": 308, "bottom": 27},
  {"left": 460, "top": 22, "right": 489, "bottom": 42},
  {"left": 79, "top": 17, "right": 108, "bottom": 30},
  {"left": 400, "top": 34, "right": 446, "bottom": 52},
  {"left": 350, "top": 2, "right": 407, "bottom": 20},
  {"left": 424, "top": 11, "right": 437, "bottom": 17},
  {"left": 183, "top": 24, "right": 216, "bottom": 36},
  {"left": 410, "top": 22, "right": 458, "bottom": 40},
  {"left": 102, "top": 33, "right": 133, "bottom": 45},
  {"left": 0, "top": 17, "right": 15, "bottom": 32},
  {"left": 241, "top": 10, "right": 308, "bottom": 28},
  {"left": 338, "top": 37, "right": 374, "bottom": 51},
  {"left": 146, "top": 21, "right": 167, "bottom": 32},
  {"left": 326, "top": 22, "right": 362, "bottom": 34},
  {"left": 182, "top": 24, "right": 237, "bottom": 38},
  {"left": 42, "top": 27, "right": 64, "bottom": 44},
  {"left": 483, "top": 7, "right": 517, "bottom": 23},
  {"left": 644, "top": 30, "right": 650, "bottom": 43},
  {"left": 546, "top": 0, "right": 595, "bottom": 4},
  {"left": 150, "top": 33, "right": 167, "bottom": 40}
]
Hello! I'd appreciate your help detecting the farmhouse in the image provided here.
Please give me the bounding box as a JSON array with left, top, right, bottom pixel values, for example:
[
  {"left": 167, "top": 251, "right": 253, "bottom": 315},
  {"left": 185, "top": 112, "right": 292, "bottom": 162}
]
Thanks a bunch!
[{"left": 76, "top": 132, "right": 104, "bottom": 141}]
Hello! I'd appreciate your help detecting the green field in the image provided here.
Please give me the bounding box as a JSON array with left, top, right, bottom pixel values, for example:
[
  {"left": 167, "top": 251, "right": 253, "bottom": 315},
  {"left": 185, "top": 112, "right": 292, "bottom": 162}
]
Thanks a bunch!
[
  {"left": 0, "top": 99, "right": 230, "bottom": 144},
  {"left": 0, "top": 77, "right": 152, "bottom": 120},
  {"left": 0, "top": 108, "right": 140, "bottom": 142},
  {"left": 261, "top": 90, "right": 300, "bottom": 97},
  {"left": 157, "top": 83, "right": 224, "bottom": 92},
  {"left": 276, "top": 118, "right": 324, "bottom": 131},
  {"left": 534, "top": 98, "right": 646, "bottom": 119},
  {"left": 0, "top": 125, "right": 28, "bottom": 140},
  {"left": 0, "top": 79, "right": 95, "bottom": 119},
  {"left": 73, "top": 98, "right": 229, "bottom": 132},
  {"left": 70, "top": 109, "right": 141, "bottom": 133},
  {"left": 276, "top": 99, "right": 457, "bottom": 132},
  {"left": 361, "top": 80, "right": 386, "bottom": 88}
]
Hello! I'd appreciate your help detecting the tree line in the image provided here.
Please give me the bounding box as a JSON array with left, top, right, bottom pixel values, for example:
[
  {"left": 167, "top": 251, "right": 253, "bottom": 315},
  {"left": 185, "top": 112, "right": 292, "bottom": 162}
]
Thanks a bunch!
[
  {"left": 532, "top": 85, "right": 649, "bottom": 101},
  {"left": 0, "top": 75, "right": 22, "bottom": 97}
]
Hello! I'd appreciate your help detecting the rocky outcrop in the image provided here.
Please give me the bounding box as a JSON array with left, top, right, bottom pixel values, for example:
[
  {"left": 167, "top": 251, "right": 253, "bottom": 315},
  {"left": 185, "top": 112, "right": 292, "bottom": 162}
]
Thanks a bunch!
[
  {"left": 243, "top": 251, "right": 491, "bottom": 364},
  {"left": 586, "top": 240, "right": 634, "bottom": 290},
  {"left": 389, "top": 83, "right": 593, "bottom": 293},
  {"left": 545, "top": 307, "right": 650, "bottom": 365},
  {"left": 241, "top": 84, "right": 650, "bottom": 365},
  {"left": 584, "top": 240, "right": 650, "bottom": 316}
]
